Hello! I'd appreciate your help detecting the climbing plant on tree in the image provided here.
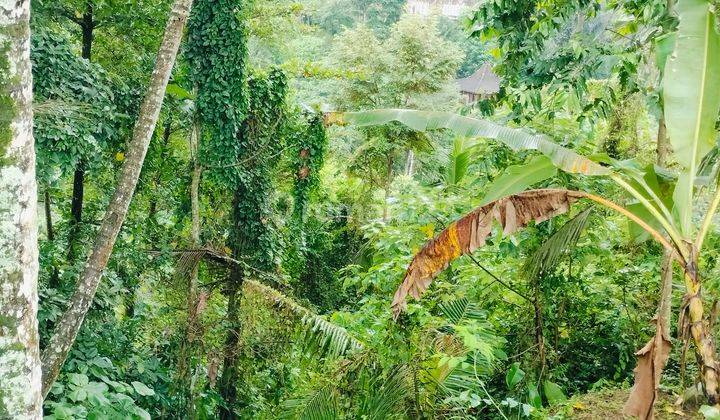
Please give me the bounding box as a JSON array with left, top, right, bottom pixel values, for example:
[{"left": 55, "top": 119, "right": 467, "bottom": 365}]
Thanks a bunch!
[
  {"left": 291, "top": 114, "right": 328, "bottom": 225},
  {"left": 187, "top": 1, "right": 291, "bottom": 415}
]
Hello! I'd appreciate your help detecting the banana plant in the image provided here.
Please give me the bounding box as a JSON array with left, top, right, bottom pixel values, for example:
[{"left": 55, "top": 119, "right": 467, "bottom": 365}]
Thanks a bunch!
[{"left": 325, "top": 0, "right": 720, "bottom": 407}]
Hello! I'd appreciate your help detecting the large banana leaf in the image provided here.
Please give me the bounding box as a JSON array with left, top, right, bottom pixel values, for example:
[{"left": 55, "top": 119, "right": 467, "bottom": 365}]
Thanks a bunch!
[
  {"left": 336, "top": 109, "right": 610, "bottom": 176},
  {"left": 664, "top": 0, "right": 720, "bottom": 235}
]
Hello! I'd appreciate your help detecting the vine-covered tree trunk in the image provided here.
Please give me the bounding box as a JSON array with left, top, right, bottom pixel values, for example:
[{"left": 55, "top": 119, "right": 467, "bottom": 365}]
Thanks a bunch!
[
  {"left": 218, "top": 263, "right": 244, "bottom": 420},
  {"left": 0, "top": 0, "right": 42, "bottom": 416},
  {"left": 40, "top": 0, "right": 194, "bottom": 396}
]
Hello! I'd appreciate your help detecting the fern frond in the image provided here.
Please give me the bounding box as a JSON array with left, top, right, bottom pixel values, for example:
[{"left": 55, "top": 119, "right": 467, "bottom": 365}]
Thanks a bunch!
[
  {"left": 167, "top": 248, "right": 363, "bottom": 358},
  {"left": 522, "top": 207, "right": 592, "bottom": 280},
  {"left": 301, "top": 315, "right": 363, "bottom": 358}
]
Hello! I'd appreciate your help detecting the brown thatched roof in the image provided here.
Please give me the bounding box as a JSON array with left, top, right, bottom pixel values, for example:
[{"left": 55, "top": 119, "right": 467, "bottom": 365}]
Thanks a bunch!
[{"left": 456, "top": 63, "right": 501, "bottom": 95}]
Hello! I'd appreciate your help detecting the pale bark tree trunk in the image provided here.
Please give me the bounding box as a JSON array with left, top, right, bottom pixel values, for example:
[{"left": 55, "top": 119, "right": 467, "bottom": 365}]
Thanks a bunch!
[
  {"left": 0, "top": 0, "right": 42, "bottom": 417},
  {"left": 40, "top": 0, "right": 194, "bottom": 397}
]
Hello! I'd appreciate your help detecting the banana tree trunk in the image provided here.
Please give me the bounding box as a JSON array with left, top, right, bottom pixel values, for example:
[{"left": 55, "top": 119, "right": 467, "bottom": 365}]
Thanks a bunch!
[{"left": 682, "top": 252, "right": 719, "bottom": 404}]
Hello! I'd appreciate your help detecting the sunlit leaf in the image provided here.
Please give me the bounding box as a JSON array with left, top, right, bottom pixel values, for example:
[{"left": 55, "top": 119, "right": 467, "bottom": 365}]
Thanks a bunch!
[
  {"left": 334, "top": 109, "right": 610, "bottom": 176},
  {"left": 664, "top": 0, "right": 720, "bottom": 234}
]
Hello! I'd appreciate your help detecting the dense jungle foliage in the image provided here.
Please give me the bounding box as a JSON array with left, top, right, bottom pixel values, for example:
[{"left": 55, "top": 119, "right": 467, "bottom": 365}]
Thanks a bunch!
[{"left": 4, "top": 0, "right": 720, "bottom": 418}]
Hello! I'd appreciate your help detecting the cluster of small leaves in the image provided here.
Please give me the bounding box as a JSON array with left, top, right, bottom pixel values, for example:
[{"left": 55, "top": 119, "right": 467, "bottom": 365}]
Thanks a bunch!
[
  {"left": 187, "top": 0, "right": 290, "bottom": 269},
  {"left": 31, "top": 30, "right": 127, "bottom": 182},
  {"left": 466, "top": 0, "right": 672, "bottom": 122}
]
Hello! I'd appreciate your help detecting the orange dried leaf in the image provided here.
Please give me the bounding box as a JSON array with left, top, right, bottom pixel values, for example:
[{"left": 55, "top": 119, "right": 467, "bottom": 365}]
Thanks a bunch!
[{"left": 391, "top": 189, "right": 584, "bottom": 317}]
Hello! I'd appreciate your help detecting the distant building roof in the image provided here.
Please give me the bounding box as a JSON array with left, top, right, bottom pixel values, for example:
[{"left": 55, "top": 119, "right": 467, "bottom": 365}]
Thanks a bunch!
[
  {"left": 456, "top": 63, "right": 500, "bottom": 96},
  {"left": 406, "top": 0, "right": 474, "bottom": 19}
]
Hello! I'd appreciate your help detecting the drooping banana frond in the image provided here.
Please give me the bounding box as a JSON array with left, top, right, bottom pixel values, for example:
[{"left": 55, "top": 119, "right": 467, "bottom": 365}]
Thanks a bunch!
[
  {"left": 392, "top": 189, "right": 584, "bottom": 317},
  {"left": 392, "top": 189, "right": 672, "bottom": 317},
  {"left": 280, "top": 384, "right": 338, "bottom": 420},
  {"left": 327, "top": 109, "right": 609, "bottom": 176},
  {"left": 522, "top": 207, "right": 592, "bottom": 280}
]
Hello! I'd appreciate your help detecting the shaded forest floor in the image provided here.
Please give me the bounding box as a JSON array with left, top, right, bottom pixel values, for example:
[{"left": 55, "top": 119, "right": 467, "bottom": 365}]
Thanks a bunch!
[{"left": 549, "top": 388, "right": 703, "bottom": 419}]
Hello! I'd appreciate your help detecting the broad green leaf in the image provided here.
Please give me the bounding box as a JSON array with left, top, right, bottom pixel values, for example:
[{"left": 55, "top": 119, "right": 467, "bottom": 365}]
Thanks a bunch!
[
  {"left": 68, "top": 388, "right": 87, "bottom": 402},
  {"left": 445, "top": 137, "right": 476, "bottom": 186},
  {"left": 700, "top": 404, "right": 720, "bottom": 419},
  {"left": 505, "top": 363, "right": 525, "bottom": 389},
  {"left": 543, "top": 381, "right": 567, "bottom": 405},
  {"left": 655, "top": 33, "right": 677, "bottom": 74},
  {"left": 528, "top": 383, "right": 542, "bottom": 408},
  {"left": 165, "top": 83, "right": 194, "bottom": 100},
  {"left": 480, "top": 155, "right": 557, "bottom": 205},
  {"left": 338, "top": 109, "right": 609, "bottom": 176},
  {"left": 131, "top": 381, "right": 156, "bottom": 396},
  {"left": 664, "top": 0, "right": 720, "bottom": 234}
]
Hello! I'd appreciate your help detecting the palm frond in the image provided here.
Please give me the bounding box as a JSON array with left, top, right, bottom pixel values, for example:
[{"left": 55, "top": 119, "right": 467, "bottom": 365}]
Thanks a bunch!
[
  {"left": 281, "top": 384, "right": 338, "bottom": 420},
  {"left": 166, "top": 248, "right": 363, "bottom": 358},
  {"left": 522, "top": 207, "right": 592, "bottom": 280},
  {"left": 444, "top": 137, "right": 474, "bottom": 186},
  {"left": 438, "top": 298, "right": 485, "bottom": 324},
  {"left": 301, "top": 315, "right": 363, "bottom": 358},
  {"left": 358, "top": 365, "right": 411, "bottom": 419}
]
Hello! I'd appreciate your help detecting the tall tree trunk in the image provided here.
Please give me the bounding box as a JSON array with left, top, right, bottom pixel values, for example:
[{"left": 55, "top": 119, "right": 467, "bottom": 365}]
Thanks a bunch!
[
  {"left": 532, "top": 282, "right": 546, "bottom": 378},
  {"left": 177, "top": 120, "right": 202, "bottom": 418},
  {"left": 0, "top": 0, "right": 42, "bottom": 416},
  {"left": 682, "top": 252, "right": 720, "bottom": 403},
  {"left": 40, "top": 0, "right": 194, "bottom": 396},
  {"left": 44, "top": 190, "right": 54, "bottom": 242},
  {"left": 218, "top": 264, "right": 243, "bottom": 420},
  {"left": 67, "top": 1, "right": 94, "bottom": 260},
  {"left": 45, "top": 189, "right": 61, "bottom": 288},
  {"left": 148, "top": 119, "right": 172, "bottom": 221},
  {"left": 383, "top": 156, "right": 393, "bottom": 221},
  {"left": 218, "top": 189, "right": 248, "bottom": 419}
]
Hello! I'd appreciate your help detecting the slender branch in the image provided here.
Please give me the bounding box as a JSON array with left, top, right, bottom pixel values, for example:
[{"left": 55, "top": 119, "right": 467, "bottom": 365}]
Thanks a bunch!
[{"left": 466, "top": 254, "right": 532, "bottom": 302}]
